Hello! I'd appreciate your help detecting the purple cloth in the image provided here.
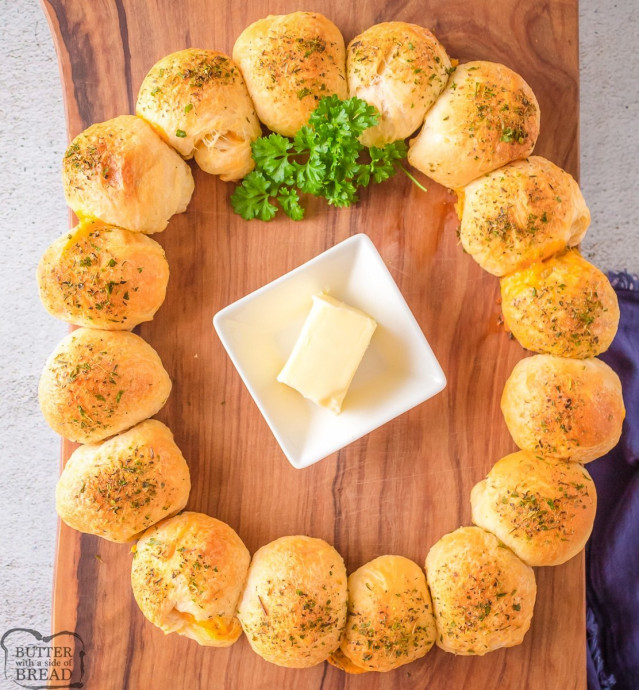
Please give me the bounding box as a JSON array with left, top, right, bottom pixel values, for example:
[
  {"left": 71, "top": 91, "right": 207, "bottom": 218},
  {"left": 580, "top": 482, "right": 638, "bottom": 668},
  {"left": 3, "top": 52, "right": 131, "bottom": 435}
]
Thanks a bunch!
[{"left": 587, "top": 272, "right": 639, "bottom": 690}]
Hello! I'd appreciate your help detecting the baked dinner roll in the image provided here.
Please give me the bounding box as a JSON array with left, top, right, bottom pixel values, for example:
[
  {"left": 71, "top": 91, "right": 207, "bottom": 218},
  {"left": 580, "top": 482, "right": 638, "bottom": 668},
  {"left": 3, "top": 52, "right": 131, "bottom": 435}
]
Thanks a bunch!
[
  {"left": 131, "top": 512, "right": 250, "bottom": 646},
  {"left": 457, "top": 156, "right": 590, "bottom": 276},
  {"left": 407, "top": 61, "right": 540, "bottom": 189},
  {"left": 63, "top": 115, "right": 194, "bottom": 234},
  {"left": 347, "top": 22, "right": 451, "bottom": 147},
  {"left": 425, "top": 526, "right": 536, "bottom": 655},
  {"left": 37, "top": 220, "right": 169, "bottom": 330},
  {"left": 501, "top": 355, "right": 625, "bottom": 463},
  {"left": 136, "top": 49, "right": 261, "bottom": 181},
  {"left": 471, "top": 452, "right": 597, "bottom": 567},
  {"left": 39, "top": 328, "right": 171, "bottom": 444},
  {"left": 233, "top": 12, "right": 347, "bottom": 136},
  {"left": 501, "top": 249, "right": 620, "bottom": 358},
  {"left": 237, "top": 535, "right": 347, "bottom": 668},
  {"left": 56, "top": 420, "right": 190, "bottom": 542},
  {"left": 331, "top": 555, "right": 436, "bottom": 673}
]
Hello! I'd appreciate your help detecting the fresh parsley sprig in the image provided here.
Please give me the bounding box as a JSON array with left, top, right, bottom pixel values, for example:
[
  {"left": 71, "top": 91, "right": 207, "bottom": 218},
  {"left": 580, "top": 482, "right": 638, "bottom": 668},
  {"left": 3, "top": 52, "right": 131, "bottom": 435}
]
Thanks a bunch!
[{"left": 231, "top": 95, "right": 410, "bottom": 221}]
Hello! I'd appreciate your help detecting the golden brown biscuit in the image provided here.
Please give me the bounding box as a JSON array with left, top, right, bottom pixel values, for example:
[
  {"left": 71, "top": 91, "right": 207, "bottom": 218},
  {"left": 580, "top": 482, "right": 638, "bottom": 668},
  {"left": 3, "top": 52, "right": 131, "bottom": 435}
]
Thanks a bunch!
[
  {"left": 408, "top": 61, "right": 540, "bottom": 189},
  {"left": 471, "top": 452, "right": 597, "bottom": 566},
  {"left": 37, "top": 220, "right": 169, "bottom": 330},
  {"left": 38, "top": 328, "right": 171, "bottom": 444},
  {"left": 63, "top": 115, "right": 194, "bottom": 234},
  {"left": 233, "top": 12, "right": 347, "bottom": 136},
  {"left": 501, "top": 355, "right": 625, "bottom": 463},
  {"left": 236, "top": 535, "right": 347, "bottom": 667},
  {"left": 136, "top": 49, "right": 261, "bottom": 181},
  {"left": 347, "top": 22, "right": 451, "bottom": 147},
  {"left": 333, "top": 555, "right": 436, "bottom": 673},
  {"left": 425, "top": 526, "right": 536, "bottom": 655},
  {"left": 500, "top": 249, "right": 620, "bottom": 358},
  {"left": 457, "top": 156, "right": 590, "bottom": 276},
  {"left": 55, "top": 420, "right": 190, "bottom": 542},
  {"left": 131, "top": 512, "right": 250, "bottom": 646}
]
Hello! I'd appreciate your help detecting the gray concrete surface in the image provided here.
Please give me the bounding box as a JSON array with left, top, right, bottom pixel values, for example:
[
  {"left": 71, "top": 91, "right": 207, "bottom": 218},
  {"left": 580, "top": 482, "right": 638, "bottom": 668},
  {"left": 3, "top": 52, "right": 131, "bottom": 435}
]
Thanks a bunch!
[
  {"left": 0, "top": 0, "right": 637, "bottom": 645},
  {"left": 0, "top": 0, "right": 68, "bottom": 641},
  {"left": 580, "top": 2, "right": 639, "bottom": 269}
]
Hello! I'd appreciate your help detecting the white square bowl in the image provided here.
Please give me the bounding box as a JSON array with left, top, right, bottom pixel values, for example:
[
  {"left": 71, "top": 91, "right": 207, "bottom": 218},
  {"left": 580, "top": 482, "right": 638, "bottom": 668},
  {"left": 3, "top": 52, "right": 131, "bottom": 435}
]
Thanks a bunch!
[{"left": 213, "top": 233, "right": 446, "bottom": 469}]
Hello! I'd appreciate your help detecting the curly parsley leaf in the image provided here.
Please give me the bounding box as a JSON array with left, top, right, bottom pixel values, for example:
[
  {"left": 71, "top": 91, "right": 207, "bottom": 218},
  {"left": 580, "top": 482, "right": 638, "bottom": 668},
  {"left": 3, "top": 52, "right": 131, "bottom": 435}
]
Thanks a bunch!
[
  {"left": 230, "top": 96, "right": 417, "bottom": 221},
  {"left": 294, "top": 155, "right": 326, "bottom": 195},
  {"left": 309, "top": 95, "right": 378, "bottom": 139},
  {"left": 252, "top": 134, "right": 295, "bottom": 184},
  {"left": 323, "top": 178, "right": 359, "bottom": 208},
  {"left": 293, "top": 126, "right": 319, "bottom": 153},
  {"left": 357, "top": 141, "right": 408, "bottom": 186},
  {"left": 230, "top": 172, "right": 278, "bottom": 221},
  {"left": 277, "top": 187, "right": 305, "bottom": 221}
]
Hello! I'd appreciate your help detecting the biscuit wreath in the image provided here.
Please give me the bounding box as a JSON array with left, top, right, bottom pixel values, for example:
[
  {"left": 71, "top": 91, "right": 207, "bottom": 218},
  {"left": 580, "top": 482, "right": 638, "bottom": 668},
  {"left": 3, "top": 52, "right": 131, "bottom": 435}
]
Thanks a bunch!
[{"left": 38, "top": 12, "right": 623, "bottom": 674}]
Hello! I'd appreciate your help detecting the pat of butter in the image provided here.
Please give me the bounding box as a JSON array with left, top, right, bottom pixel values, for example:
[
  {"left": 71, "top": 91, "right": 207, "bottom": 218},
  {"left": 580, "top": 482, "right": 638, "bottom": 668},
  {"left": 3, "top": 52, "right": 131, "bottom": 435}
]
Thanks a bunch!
[{"left": 277, "top": 294, "right": 377, "bottom": 414}]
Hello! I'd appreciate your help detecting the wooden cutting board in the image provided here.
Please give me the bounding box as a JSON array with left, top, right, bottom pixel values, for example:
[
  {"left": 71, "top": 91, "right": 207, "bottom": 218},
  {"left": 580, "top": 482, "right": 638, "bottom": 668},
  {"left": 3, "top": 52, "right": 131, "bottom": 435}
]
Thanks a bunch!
[{"left": 42, "top": 0, "right": 583, "bottom": 688}]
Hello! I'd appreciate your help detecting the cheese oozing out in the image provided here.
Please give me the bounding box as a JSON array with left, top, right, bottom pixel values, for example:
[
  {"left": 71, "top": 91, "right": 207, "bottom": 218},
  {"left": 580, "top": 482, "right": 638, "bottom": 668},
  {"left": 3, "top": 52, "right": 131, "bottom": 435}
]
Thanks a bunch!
[{"left": 277, "top": 293, "right": 377, "bottom": 414}]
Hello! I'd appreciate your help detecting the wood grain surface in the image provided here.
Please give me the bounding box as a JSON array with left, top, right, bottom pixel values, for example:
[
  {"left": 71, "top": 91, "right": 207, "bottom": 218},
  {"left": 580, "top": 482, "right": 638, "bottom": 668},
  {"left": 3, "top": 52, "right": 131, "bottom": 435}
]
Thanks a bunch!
[{"left": 42, "top": 1, "right": 583, "bottom": 688}]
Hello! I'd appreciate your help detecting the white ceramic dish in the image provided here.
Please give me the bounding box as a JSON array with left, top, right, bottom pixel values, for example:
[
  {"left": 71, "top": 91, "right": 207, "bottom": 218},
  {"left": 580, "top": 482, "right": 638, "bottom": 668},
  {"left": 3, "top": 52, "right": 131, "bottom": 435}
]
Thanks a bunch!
[{"left": 213, "top": 233, "right": 446, "bottom": 469}]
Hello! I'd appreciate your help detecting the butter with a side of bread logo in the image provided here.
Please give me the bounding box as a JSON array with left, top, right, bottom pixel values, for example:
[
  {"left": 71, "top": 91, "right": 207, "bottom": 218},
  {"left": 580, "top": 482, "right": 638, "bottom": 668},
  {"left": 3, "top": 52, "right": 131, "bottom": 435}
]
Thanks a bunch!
[{"left": 0, "top": 628, "right": 85, "bottom": 689}]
